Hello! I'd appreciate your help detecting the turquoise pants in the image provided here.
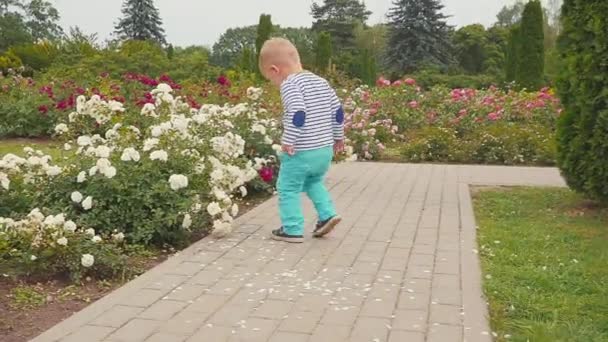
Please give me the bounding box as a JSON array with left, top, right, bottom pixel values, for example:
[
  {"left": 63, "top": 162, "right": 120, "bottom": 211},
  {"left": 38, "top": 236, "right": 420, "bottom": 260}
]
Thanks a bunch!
[{"left": 278, "top": 146, "right": 336, "bottom": 236}]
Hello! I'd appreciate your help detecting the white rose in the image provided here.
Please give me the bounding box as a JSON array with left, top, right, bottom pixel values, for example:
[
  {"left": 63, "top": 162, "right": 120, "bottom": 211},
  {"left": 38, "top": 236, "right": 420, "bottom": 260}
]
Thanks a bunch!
[
  {"left": 77, "top": 136, "right": 92, "bottom": 146},
  {"left": 102, "top": 166, "right": 117, "bottom": 179},
  {"left": 168, "top": 174, "right": 188, "bottom": 191},
  {"left": 0, "top": 173, "right": 9, "bottom": 190},
  {"left": 30, "top": 255, "right": 37, "bottom": 261},
  {"left": 57, "top": 237, "right": 68, "bottom": 246},
  {"left": 45, "top": 166, "right": 62, "bottom": 177},
  {"left": 156, "top": 83, "right": 173, "bottom": 93},
  {"left": 112, "top": 232, "right": 125, "bottom": 242},
  {"left": 55, "top": 123, "right": 68, "bottom": 134},
  {"left": 141, "top": 103, "right": 157, "bottom": 117},
  {"left": 206, "top": 202, "right": 222, "bottom": 216},
  {"left": 231, "top": 204, "right": 239, "bottom": 217},
  {"left": 89, "top": 166, "right": 98, "bottom": 176},
  {"left": 151, "top": 126, "right": 163, "bottom": 137},
  {"left": 239, "top": 186, "right": 248, "bottom": 198},
  {"left": 64, "top": 220, "right": 77, "bottom": 232},
  {"left": 92, "top": 235, "right": 102, "bottom": 243},
  {"left": 71, "top": 191, "right": 83, "bottom": 203},
  {"left": 77, "top": 171, "right": 87, "bottom": 183},
  {"left": 251, "top": 124, "right": 266, "bottom": 135},
  {"left": 108, "top": 100, "right": 124, "bottom": 112},
  {"left": 121, "top": 148, "right": 140, "bottom": 162},
  {"left": 143, "top": 138, "right": 159, "bottom": 152},
  {"left": 150, "top": 150, "right": 168, "bottom": 162},
  {"left": 264, "top": 136, "right": 273, "bottom": 145},
  {"left": 64, "top": 143, "right": 72, "bottom": 151},
  {"left": 95, "top": 145, "right": 111, "bottom": 158},
  {"left": 182, "top": 214, "right": 192, "bottom": 229},
  {"left": 81, "top": 254, "right": 95, "bottom": 268},
  {"left": 85, "top": 228, "right": 95, "bottom": 236},
  {"left": 82, "top": 196, "right": 93, "bottom": 210}
]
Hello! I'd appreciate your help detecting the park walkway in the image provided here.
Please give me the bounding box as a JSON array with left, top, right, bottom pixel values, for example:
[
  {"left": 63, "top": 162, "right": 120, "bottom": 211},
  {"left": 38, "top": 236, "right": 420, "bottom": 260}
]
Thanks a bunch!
[{"left": 32, "top": 163, "right": 566, "bottom": 342}]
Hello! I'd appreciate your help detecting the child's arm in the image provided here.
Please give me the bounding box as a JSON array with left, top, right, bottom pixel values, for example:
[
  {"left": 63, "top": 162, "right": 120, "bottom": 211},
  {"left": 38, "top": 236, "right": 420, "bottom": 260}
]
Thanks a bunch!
[
  {"left": 280, "top": 81, "right": 306, "bottom": 154},
  {"left": 330, "top": 89, "right": 345, "bottom": 153}
]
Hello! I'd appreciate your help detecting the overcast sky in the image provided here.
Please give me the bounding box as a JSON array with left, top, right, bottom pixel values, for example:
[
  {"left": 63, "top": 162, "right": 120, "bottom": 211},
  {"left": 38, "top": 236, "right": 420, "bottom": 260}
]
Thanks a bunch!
[{"left": 53, "top": 0, "right": 521, "bottom": 47}]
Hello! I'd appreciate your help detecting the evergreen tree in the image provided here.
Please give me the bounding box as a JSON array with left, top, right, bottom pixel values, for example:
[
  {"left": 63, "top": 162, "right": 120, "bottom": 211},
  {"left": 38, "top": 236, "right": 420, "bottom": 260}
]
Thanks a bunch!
[
  {"left": 385, "top": 0, "right": 453, "bottom": 74},
  {"left": 515, "top": 0, "right": 544, "bottom": 89},
  {"left": 357, "top": 49, "right": 377, "bottom": 85},
  {"left": 311, "top": 0, "right": 371, "bottom": 51},
  {"left": 256, "top": 14, "right": 273, "bottom": 58},
  {"left": 114, "top": 0, "right": 166, "bottom": 45},
  {"left": 239, "top": 47, "right": 256, "bottom": 73},
  {"left": 505, "top": 25, "right": 521, "bottom": 82},
  {"left": 556, "top": 0, "right": 608, "bottom": 202},
  {"left": 315, "top": 31, "right": 332, "bottom": 72}
]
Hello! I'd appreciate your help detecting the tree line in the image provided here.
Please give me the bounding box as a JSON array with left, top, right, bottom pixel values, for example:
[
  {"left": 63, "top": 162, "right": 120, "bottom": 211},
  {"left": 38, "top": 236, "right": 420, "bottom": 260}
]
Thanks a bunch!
[{"left": 1, "top": 0, "right": 562, "bottom": 88}]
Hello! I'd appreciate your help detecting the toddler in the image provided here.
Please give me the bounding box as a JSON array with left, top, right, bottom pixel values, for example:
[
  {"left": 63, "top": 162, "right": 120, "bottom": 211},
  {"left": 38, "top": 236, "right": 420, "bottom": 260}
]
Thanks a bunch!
[{"left": 258, "top": 38, "right": 344, "bottom": 243}]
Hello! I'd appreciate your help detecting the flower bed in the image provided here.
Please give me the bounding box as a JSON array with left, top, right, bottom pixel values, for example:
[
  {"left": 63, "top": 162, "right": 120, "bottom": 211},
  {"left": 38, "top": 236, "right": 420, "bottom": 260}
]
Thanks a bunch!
[
  {"left": 1, "top": 83, "right": 280, "bottom": 281},
  {"left": 342, "top": 78, "right": 561, "bottom": 164}
]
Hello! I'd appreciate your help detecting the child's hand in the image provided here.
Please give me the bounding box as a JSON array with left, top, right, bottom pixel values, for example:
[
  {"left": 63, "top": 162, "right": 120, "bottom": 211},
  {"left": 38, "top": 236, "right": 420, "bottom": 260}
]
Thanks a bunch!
[
  {"left": 282, "top": 144, "right": 295, "bottom": 156},
  {"left": 334, "top": 140, "right": 345, "bottom": 155}
]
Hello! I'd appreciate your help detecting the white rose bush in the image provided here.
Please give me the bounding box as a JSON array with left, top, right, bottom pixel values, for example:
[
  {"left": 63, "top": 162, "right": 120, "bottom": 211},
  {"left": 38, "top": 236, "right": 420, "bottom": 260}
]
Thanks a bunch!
[{"left": 1, "top": 84, "right": 279, "bottom": 281}]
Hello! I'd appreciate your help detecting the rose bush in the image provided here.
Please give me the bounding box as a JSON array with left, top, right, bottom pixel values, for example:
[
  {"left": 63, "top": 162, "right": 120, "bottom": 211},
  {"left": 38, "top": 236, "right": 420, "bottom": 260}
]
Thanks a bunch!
[{"left": 1, "top": 83, "right": 280, "bottom": 280}]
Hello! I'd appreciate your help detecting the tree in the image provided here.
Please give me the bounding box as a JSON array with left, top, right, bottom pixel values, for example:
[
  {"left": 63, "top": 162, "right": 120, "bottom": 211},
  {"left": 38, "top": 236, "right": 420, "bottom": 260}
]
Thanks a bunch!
[
  {"left": 453, "top": 24, "right": 487, "bottom": 74},
  {"left": 311, "top": 0, "right": 371, "bottom": 51},
  {"left": 256, "top": 14, "right": 273, "bottom": 58},
  {"left": 0, "top": 0, "right": 62, "bottom": 52},
  {"left": 354, "top": 23, "right": 387, "bottom": 65},
  {"left": 516, "top": 0, "right": 544, "bottom": 89},
  {"left": 505, "top": 24, "right": 520, "bottom": 82},
  {"left": 484, "top": 26, "right": 508, "bottom": 76},
  {"left": 357, "top": 48, "right": 377, "bottom": 85},
  {"left": 280, "top": 27, "right": 316, "bottom": 68},
  {"left": 23, "top": 0, "right": 62, "bottom": 41},
  {"left": 0, "top": 12, "right": 31, "bottom": 51},
  {"left": 385, "top": 0, "right": 453, "bottom": 74},
  {"left": 211, "top": 25, "right": 315, "bottom": 68},
  {"left": 114, "top": 0, "right": 166, "bottom": 45},
  {"left": 495, "top": 1, "right": 525, "bottom": 27},
  {"left": 238, "top": 47, "right": 256, "bottom": 73},
  {"left": 555, "top": 0, "right": 608, "bottom": 203},
  {"left": 315, "top": 32, "right": 332, "bottom": 72}
]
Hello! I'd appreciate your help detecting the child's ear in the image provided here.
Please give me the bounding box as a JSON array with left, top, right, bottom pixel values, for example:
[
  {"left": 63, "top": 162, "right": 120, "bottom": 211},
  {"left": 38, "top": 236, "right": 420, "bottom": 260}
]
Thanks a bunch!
[{"left": 270, "top": 65, "right": 279, "bottom": 74}]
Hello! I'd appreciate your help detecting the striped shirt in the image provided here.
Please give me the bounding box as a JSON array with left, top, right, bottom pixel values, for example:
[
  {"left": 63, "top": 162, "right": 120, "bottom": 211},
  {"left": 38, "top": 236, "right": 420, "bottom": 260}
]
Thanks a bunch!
[{"left": 280, "top": 72, "right": 344, "bottom": 151}]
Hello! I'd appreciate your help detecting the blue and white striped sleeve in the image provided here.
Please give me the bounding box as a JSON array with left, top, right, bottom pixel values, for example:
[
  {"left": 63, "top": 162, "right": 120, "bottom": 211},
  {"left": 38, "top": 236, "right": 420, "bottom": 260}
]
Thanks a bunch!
[
  {"left": 330, "top": 89, "right": 345, "bottom": 141},
  {"left": 280, "top": 80, "right": 307, "bottom": 146}
]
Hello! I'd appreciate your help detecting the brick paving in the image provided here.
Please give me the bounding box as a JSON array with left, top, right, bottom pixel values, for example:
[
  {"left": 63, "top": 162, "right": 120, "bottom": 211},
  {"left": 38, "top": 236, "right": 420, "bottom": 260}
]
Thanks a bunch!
[{"left": 31, "top": 163, "right": 566, "bottom": 342}]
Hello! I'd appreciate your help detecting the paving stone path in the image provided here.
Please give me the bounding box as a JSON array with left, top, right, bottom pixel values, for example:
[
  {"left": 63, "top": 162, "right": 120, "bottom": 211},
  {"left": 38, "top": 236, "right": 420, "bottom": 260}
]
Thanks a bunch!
[{"left": 32, "top": 163, "right": 566, "bottom": 342}]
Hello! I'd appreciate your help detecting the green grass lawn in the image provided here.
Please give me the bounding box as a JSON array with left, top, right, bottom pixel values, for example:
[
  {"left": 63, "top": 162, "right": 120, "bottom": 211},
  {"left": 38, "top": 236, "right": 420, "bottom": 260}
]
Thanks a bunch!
[
  {"left": 0, "top": 139, "right": 64, "bottom": 160},
  {"left": 473, "top": 188, "right": 608, "bottom": 342}
]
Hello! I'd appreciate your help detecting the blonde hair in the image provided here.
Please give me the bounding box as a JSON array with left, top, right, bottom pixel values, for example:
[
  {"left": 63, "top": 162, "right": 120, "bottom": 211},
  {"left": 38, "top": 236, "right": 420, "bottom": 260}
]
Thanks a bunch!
[{"left": 258, "top": 37, "right": 301, "bottom": 69}]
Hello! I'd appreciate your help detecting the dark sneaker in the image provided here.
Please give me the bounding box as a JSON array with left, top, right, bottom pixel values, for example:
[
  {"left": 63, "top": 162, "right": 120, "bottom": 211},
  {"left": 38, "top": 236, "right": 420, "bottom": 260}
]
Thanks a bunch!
[
  {"left": 271, "top": 227, "right": 304, "bottom": 243},
  {"left": 313, "top": 216, "right": 342, "bottom": 238}
]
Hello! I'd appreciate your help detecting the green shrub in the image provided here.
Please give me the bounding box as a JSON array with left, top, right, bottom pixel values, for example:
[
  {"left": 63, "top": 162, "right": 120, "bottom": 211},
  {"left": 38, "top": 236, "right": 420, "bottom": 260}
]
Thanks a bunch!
[
  {"left": 409, "top": 70, "right": 498, "bottom": 89},
  {"left": 401, "top": 123, "right": 556, "bottom": 165},
  {"left": 468, "top": 123, "right": 555, "bottom": 165},
  {"left": 401, "top": 126, "right": 463, "bottom": 162},
  {"left": 8, "top": 42, "right": 60, "bottom": 71},
  {"left": 0, "top": 210, "right": 128, "bottom": 282},
  {"left": 556, "top": 0, "right": 608, "bottom": 203},
  {"left": 0, "top": 77, "right": 55, "bottom": 138}
]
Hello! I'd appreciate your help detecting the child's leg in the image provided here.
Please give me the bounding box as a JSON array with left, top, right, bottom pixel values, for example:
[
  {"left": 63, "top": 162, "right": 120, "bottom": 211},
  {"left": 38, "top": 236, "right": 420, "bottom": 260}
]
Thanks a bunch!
[
  {"left": 303, "top": 147, "right": 337, "bottom": 221},
  {"left": 277, "top": 154, "right": 307, "bottom": 236}
]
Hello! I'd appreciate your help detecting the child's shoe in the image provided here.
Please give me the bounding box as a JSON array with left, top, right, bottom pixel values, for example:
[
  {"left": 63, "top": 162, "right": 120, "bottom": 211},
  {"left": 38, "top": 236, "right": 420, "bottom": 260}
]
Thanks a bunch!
[
  {"left": 271, "top": 227, "right": 304, "bottom": 243},
  {"left": 313, "top": 216, "right": 341, "bottom": 238}
]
